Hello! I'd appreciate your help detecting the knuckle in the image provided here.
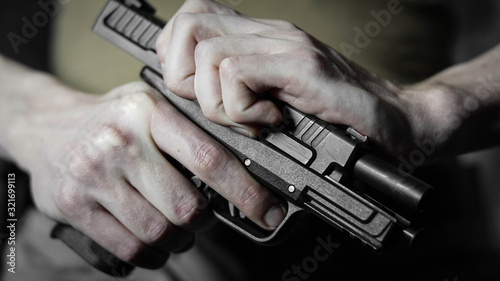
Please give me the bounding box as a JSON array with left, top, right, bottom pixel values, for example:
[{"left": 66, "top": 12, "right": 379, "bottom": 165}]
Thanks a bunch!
[
  {"left": 194, "top": 39, "right": 215, "bottom": 63},
  {"left": 67, "top": 126, "right": 141, "bottom": 181},
  {"left": 297, "top": 31, "right": 314, "bottom": 44},
  {"left": 116, "top": 238, "right": 148, "bottom": 264},
  {"left": 296, "top": 49, "right": 327, "bottom": 75},
  {"left": 156, "top": 32, "right": 167, "bottom": 63},
  {"left": 192, "top": 141, "right": 226, "bottom": 176},
  {"left": 54, "top": 186, "right": 78, "bottom": 214},
  {"left": 54, "top": 185, "right": 95, "bottom": 220},
  {"left": 200, "top": 105, "right": 224, "bottom": 124},
  {"left": 286, "top": 29, "right": 314, "bottom": 45},
  {"left": 130, "top": 89, "right": 157, "bottom": 105},
  {"left": 219, "top": 57, "right": 241, "bottom": 79},
  {"left": 236, "top": 183, "right": 267, "bottom": 214},
  {"left": 170, "top": 12, "right": 200, "bottom": 40},
  {"left": 164, "top": 71, "right": 192, "bottom": 99},
  {"left": 93, "top": 124, "right": 133, "bottom": 151},
  {"left": 113, "top": 90, "right": 156, "bottom": 119},
  {"left": 142, "top": 218, "right": 169, "bottom": 245},
  {"left": 225, "top": 107, "right": 245, "bottom": 123},
  {"left": 172, "top": 12, "right": 195, "bottom": 30},
  {"left": 274, "top": 19, "right": 296, "bottom": 30},
  {"left": 201, "top": 108, "right": 217, "bottom": 122},
  {"left": 171, "top": 197, "right": 201, "bottom": 226},
  {"left": 224, "top": 100, "right": 252, "bottom": 123},
  {"left": 164, "top": 72, "right": 183, "bottom": 94},
  {"left": 66, "top": 140, "right": 103, "bottom": 181}
]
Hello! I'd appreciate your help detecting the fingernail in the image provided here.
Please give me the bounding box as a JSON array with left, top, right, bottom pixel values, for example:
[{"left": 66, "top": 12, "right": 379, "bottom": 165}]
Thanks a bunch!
[{"left": 264, "top": 205, "right": 286, "bottom": 229}]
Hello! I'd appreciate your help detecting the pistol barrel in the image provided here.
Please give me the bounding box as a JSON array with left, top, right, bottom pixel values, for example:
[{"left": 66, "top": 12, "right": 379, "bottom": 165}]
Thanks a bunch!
[{"left": 352, "top": 153, "right": 433, "bottom": 212}]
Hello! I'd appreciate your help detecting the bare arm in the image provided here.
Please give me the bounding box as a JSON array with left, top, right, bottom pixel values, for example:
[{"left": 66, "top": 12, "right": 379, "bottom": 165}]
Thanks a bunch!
[
  {"left": 0, "top": 56, "right": 92, "bottom": 165},
  {"left": 155, "top": 0, "right": 500, "bottom": 161},
  {"left": 0, "top": 54, "right": 284, "bottom": 267},
  {"left": 406, "top": 45, "right": 500, "bottom": 156}
]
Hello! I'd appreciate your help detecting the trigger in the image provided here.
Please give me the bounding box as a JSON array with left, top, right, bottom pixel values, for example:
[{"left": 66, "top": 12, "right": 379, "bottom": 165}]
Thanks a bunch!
[{"left": 228, "top": 202, "right": 246, "bottom": 219}]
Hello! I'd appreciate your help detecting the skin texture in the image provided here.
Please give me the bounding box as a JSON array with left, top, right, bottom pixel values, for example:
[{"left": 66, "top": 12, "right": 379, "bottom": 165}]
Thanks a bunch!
[
  {"left": 0, "top": 56, "right": 285, "bottom": 268},
  {"left": 0, "top": 0, "right": 499, "bottom": 270},
  {"left": 157, "top": 0, "right": 500, "bottom": 159}
]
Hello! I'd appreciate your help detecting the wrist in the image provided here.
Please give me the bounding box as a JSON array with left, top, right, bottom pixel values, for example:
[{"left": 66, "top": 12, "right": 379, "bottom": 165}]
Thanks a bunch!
[
  {"left": 0, "top": 61, "right": 95, "bottom": 171},
  {"left": 399, "top": 81, "right": 468, "bottom": 158}
]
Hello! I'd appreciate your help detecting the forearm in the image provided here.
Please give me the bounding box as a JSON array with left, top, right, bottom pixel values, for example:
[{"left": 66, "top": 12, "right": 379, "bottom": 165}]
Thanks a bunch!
[
  {"left": 0, "top": 55, "right": 90, "bottom": 169},
  {"left": 425, "top": 45, "right": 500, "bottom": 99},
  {"left": 404, "top": 45, "right": 500, "bottom": 157}
]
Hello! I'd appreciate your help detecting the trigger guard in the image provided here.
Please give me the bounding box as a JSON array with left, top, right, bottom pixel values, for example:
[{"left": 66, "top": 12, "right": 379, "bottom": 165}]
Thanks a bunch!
[{"left": 212, "top": 201, "right": 305, "bottom": 245}]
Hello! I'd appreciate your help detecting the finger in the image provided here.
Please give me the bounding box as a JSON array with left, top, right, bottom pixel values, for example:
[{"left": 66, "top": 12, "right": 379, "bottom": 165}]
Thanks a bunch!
[
  {"left": 219, "top": 53, "right": 383, "bottom": 131},
  {"left": 126, "top": 142, "right": 215, "bottom": 232},
  {"left": 73, "top": 206, "right": 169, "bottom": 269},
  {"left": 96, "top": 180, "right": 195, "bottom": 254},
  {"left": 156, "top": 0, "right": 242, "bottom": 67},
  {"left": 92, "top": 83, "right": 214, "bottom": 234},
  {"left": 163, "top": 13, "right": 274, "bottom": 99},
  {"left": 90, "top": 83, "right": 210, "bottom": 246},
  {"left": 150, "top": 99, "right": 286, "bottom": 230},
  {"left": 219, "top": 54, "right": 299, "bottom": 125},
  {"left": 194, "top": 34, "right": 292, "bottom": 130}
]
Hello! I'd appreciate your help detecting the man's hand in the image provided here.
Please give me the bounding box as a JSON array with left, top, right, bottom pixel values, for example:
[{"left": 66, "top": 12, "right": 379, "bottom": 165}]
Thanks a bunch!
[
  {"left": 0, "top": 58, "right": 286, "bottom": 268},
  {"left": 155, "top": 0, "right": 500, "bottom": 160},
  {"left": 156, "top": 0, "right": 416, "bottom": 155}
]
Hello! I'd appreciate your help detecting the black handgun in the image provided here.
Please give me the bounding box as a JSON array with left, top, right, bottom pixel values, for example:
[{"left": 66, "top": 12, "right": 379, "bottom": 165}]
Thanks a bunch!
[{"left": 51, "top": 0, "right": 434, "bottom": 277}]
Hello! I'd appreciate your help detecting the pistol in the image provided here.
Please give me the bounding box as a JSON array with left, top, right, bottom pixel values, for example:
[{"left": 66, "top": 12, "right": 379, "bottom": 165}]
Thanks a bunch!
[{"left": 51, "top": 0, "right": 434, "bottom": 277}]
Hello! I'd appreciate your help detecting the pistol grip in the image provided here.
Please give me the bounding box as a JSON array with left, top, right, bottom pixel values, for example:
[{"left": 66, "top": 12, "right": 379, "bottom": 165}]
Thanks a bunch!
[{"left": 51, "top": 223, "right": 135, "bottom": 277}]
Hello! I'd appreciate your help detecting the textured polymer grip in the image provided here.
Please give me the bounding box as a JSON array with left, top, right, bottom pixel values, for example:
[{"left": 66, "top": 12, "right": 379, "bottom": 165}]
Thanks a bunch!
[{"left": 51, "top": 223, "right": 134, "bottom": 277}]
